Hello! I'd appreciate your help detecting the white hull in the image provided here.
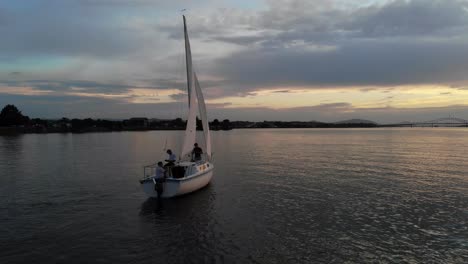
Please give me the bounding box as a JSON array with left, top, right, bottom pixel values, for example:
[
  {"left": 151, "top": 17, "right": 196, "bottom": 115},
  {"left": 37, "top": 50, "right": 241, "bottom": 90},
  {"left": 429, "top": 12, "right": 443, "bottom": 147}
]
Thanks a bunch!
[{"left": 140, "top": 166, "right": 213, "bottom": 198}]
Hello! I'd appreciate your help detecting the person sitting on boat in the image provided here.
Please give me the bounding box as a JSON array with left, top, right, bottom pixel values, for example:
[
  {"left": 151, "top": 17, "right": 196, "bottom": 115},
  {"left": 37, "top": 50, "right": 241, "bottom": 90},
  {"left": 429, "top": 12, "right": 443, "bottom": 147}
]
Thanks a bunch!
[
  {"left": 191, "top": 143, "right": 203, "bottom": 161},
  {"left": 164, "top": 149, "right": 177, "bottom": 167}
]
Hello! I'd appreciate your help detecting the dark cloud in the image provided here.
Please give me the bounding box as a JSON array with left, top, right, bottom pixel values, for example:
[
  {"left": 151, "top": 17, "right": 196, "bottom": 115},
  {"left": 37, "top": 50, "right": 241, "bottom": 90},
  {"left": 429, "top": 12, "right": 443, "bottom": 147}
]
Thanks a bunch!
[
  {"left": 209, "top": 0, "right": 468, "bottom": 93},
  {"left": 200, "top": 0, "right": 467, "bottom": 48},
  {"left": 143, "top": 78, "right": 226, "bottom": 92},
  {"left": 140, "top": 78, "right": 186, "bottom": 90},
  {"left": 458, "top": 87, "right": 468, "bottom": 90},
  {"left": 1, "top": 78, "right": 199, "bottom": 95},
  {"left": 260, "top": 0, "right": 468, "bottom": 40},
  {"left": 1, "top": 80, "right": 133, "bottom": 93},
  {"left": 215, "top": 38, "right": 468, "bottom": 89},
  {"left": 348, "top": 0, "right": 468, "bottom": 37},
  {"left": 214, "top": 35, "right": 268, "bottom": 46},
  {"left": 272, "top": 90, "right": 293, "bottom": 93},
  {"left": 169, "top": 93, "right": 187, "bottom": 101},
  {"left": 0, "top": 93, "right": 187, "bottom": 119}
]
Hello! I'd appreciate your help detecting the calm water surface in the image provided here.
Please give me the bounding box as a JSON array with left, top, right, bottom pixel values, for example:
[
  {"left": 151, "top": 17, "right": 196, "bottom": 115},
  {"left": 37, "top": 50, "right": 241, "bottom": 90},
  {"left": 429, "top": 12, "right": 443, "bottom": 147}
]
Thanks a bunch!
[{"left": 1, "top": 128, "right": 467, "bottom": 263}]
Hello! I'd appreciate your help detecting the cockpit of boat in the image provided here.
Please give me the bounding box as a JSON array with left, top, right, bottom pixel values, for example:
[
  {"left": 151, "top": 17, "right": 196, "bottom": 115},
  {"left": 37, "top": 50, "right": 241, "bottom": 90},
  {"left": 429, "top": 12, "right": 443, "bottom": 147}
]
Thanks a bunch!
[{"left": 143, "top": 160, "right": 211, "bottom": 180}]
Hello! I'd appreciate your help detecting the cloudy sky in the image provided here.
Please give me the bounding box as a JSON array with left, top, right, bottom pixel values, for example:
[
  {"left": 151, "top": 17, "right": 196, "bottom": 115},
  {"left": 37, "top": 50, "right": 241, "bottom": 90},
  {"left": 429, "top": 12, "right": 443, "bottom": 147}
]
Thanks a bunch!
[{"left": 1, "top": 0, "right": 468, "bottom": 123}]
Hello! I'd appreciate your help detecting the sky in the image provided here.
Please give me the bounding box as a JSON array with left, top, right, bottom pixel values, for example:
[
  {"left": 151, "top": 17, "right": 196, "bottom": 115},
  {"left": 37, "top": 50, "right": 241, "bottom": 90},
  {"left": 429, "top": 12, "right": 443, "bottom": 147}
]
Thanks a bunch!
[{"left": 1, "top": 0, "right": 468, "bottom": 123}]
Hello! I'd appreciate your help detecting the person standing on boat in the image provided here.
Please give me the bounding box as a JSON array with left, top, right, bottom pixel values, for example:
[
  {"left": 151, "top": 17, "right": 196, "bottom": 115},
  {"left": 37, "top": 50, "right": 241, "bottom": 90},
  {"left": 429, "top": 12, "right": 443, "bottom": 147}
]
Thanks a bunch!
[
  {"left": 191, "top": 143, "right": 203, "bottom": 161},
  {"left": 155, "top": 162, "right": 166, "bottom": 179},
  {"left": 165, "top": 149, "right": 176, "bottom": 167},
  {"left": 154, "top": 162, "right": 165, "bottom": 197},
  {"left": 164, "top": 149, "right": 176, "bottom": 178}
]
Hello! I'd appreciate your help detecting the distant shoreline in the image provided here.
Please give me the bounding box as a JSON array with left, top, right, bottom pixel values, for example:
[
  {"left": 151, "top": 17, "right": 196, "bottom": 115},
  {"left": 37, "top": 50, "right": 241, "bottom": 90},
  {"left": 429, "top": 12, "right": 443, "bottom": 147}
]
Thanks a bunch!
[
  {"left": 2, "top": 106, "right": 467, "bottom": 136},
  {"left": 1, "top": 123, "right": 465, "bottom": 135},
  {"left": 3, "top": 104, "right": 466, "bottom": 135}
]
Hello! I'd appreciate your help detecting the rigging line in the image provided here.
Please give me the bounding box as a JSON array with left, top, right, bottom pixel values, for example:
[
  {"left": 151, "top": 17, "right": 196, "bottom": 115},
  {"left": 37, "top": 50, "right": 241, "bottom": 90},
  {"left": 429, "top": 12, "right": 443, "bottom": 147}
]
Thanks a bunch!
[{"left": 163, "top": 137, "right": 167, "bottom": 151}]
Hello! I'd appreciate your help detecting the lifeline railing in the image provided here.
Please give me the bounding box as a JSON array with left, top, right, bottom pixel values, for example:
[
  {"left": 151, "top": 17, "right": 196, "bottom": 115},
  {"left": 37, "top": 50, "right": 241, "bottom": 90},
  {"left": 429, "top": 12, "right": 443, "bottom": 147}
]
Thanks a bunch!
[{"left": 143, "top": 164, "right": 159, "bottom": 179}]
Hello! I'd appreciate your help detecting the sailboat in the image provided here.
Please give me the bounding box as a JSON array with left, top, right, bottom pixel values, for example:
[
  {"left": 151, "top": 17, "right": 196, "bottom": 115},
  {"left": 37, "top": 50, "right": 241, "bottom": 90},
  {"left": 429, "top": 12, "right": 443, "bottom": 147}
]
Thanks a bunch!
[{"left": 139, "top": 15, "right": 214, "bottom": 198}]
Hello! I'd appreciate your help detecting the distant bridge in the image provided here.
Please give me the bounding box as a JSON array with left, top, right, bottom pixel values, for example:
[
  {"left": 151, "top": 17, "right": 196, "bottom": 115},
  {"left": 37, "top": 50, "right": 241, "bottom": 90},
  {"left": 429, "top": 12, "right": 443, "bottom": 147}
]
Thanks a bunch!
[{"left": 384, "top": 117, "right": 468, "bottom": 127}]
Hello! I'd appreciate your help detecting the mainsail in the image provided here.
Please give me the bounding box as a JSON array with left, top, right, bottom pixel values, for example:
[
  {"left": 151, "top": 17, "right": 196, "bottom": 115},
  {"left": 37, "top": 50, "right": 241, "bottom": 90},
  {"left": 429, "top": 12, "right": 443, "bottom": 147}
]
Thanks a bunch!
[
  {"left": 180, "top": 15, "right": 212, "bottom": 161},
  {"left": 180, "top": 15, "right": 197, "bottom": 159}
]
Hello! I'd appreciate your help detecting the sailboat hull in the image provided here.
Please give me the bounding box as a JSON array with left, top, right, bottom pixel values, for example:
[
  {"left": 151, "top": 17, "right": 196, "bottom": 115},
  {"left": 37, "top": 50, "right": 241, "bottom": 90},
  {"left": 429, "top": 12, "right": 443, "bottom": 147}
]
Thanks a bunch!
[{"left": 140, "top": 166, "right": 214, "bottom": 198}]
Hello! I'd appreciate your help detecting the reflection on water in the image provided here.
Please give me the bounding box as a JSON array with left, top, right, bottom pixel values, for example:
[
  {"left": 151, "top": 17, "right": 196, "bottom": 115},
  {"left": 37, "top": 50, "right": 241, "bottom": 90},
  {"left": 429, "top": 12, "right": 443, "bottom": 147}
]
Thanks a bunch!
[
  {"left": 139, "top": 183, "right": 214, "bottom": 216},
  {"left": 1, "top": 129, "right": 468, "bottom": 263},
  {"left": 140, "top": 197, "right": 165, "bottom": 215}
]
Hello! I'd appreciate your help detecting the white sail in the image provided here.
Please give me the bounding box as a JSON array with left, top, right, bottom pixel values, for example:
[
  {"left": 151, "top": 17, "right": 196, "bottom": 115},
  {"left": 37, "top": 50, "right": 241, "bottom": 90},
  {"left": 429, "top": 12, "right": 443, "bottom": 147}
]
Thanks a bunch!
[
  {"left": 194, "top": 72, "right": 211, "bottom": 160},
  {"left": 181, "top": 86, "right": 197, "bottom": 159},
  {"left": 180, "top": 15, "right": 197, "bottom": 159}
]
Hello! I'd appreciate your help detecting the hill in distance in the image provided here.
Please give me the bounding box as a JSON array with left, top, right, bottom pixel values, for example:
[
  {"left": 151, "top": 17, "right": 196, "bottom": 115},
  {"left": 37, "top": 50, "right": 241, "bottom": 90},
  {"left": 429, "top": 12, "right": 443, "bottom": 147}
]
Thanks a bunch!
[{"left": 334, "top": 119, "right": 378, "bottom": 125}]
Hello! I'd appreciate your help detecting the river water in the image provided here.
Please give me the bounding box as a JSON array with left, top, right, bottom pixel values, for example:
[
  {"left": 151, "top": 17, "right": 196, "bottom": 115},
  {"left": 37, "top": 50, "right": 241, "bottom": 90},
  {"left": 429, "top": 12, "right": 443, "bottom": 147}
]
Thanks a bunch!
[{"left": 1, "top": 128, "right": 467, "bottom": 263}]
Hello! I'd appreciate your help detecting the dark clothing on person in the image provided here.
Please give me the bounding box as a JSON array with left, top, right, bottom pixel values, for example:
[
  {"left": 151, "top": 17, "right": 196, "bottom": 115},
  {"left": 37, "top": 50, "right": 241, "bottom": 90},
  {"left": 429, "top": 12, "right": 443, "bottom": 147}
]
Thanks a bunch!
[
  {"left": 192, "top": 146, "right": 203, "bottom": 161},
  {"left": 164, "top": 161, "right": 174, "bottom": 169}
]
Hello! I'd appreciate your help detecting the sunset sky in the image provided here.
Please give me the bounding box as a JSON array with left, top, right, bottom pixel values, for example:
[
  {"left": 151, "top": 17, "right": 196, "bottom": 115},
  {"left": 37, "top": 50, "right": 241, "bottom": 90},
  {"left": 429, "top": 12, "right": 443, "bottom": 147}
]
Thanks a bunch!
[{"left": 1, "top": 0, "right": 468, "bottom": 123}]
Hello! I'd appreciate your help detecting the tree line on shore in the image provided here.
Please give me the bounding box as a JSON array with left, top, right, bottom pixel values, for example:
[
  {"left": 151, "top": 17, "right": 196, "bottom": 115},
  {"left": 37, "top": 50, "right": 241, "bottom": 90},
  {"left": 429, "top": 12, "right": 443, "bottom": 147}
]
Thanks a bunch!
[
  {"left": 0, "top": 104, "right": 235, "bottom": 133},
  {"left": 0, "top": 104, "right": 378, "bottom": 134}
]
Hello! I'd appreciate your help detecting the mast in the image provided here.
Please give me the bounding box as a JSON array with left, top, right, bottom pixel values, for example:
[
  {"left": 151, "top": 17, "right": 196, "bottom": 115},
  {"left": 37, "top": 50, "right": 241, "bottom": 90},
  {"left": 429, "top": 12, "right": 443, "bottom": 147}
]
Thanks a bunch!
[{"left": 183, "top": 15, "right": 192, "bottom": 107}]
